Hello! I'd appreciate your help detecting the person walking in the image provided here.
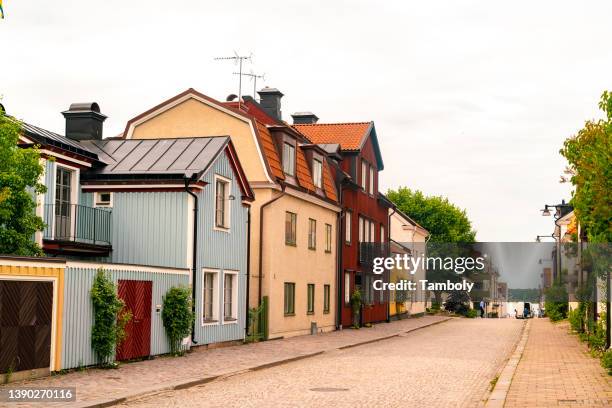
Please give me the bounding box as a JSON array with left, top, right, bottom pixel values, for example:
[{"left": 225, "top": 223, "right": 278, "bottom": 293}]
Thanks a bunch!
[{"left": 479, "top": 300, "right": 485, "bottom": 318}]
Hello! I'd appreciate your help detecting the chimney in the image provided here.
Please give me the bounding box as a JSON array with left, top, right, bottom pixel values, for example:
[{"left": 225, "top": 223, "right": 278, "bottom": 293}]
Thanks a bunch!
[
  {"left": 257, "top": 87, "right": 283, "bottom": 120},
  {"left": 291, "top": 112, "right": 319, "bottom": 125},
  {"left": 62, "top": 102, "right": 107, "bottom": 141}
]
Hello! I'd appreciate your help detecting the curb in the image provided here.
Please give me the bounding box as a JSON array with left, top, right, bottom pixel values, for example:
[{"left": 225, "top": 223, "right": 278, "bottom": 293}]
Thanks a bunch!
[
  {"left": 74, "top": 317, "right": 451, "bottom": 407},
  {"left": 485, "top": 319, "right": 531, "bottom": 407}
]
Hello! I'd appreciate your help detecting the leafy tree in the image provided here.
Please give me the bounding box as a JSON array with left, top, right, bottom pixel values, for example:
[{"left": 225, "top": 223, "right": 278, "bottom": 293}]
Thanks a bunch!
[
  {"left": 560, "top": 91, "right": 612, "bottom": 244},
  {"left": 387, "top": 188, "right": 477, "bottom": 303},
  {"left": 0, "top": 112, "right": 46, "bottom": 255},
  {"left": 162, "top": 286, "right": 194, "bottom": 355}
]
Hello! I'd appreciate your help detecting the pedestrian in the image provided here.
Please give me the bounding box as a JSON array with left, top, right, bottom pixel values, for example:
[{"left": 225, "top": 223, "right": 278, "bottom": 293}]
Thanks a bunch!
[{"left": 479, "top": 300, "right": 485, "bottom": 318}]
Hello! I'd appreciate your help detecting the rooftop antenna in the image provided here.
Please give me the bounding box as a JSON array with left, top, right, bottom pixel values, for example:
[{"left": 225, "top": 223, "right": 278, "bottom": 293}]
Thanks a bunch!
[
  {"left": 233, "top": 71, "right": 266, "bottom": 101},
  {"left": 214, "top": 51, "right": 252, "bottom": 110}
]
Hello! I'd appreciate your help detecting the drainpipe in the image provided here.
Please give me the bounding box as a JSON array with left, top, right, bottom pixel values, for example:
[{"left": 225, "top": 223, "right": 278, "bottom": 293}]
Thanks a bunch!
[
  {"left": 245, "top": 204, "right": 251, "bottom": 337},
  {"left": 184, "top": 177, "right": 198, "bottom": 345},
  {"left": 335, "top": 183, "right": 344, "bottom": 330},
  {"left": 258, "top": 185, "right": 286, "bottom": 305},
  {"left": 387, "top": 206, "right": 396, "bottom": 322}
]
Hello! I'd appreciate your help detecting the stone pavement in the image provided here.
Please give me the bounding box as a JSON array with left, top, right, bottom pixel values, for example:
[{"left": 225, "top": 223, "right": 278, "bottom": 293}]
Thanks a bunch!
[
  {"left": 504, "top": 318, "right": 612, "bottom": 408},
  {"left": 0, "top": 315, "right": 450, "bottom": 408}
]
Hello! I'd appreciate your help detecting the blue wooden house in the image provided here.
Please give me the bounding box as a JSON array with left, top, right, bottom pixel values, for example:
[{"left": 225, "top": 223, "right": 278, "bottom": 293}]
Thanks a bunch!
[{"left": 12, "top": 102, "right": 254, "bottom": 368}]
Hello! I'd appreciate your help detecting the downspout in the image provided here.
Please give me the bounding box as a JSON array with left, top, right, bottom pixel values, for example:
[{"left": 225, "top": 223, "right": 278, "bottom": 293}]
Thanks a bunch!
[
  {"left": 387, "top": 206, "right": 397, "bottom": 322},
  {"left": 184, "top": 177, "right": 198, "bottom": 345},
  {"left": 258, "top": 185, "right": 286, "bottom": 305},
  {"left": 335, "top": 182, "right": 344, "bottom": 330},
  {"left": 245, "top": 204, "right": 251, "bottom": 337}
]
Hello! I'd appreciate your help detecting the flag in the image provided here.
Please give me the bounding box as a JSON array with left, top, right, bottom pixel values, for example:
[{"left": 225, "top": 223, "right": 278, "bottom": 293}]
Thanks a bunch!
[{"left": 0, "top": 0, "right": 4, "bottom": 19}]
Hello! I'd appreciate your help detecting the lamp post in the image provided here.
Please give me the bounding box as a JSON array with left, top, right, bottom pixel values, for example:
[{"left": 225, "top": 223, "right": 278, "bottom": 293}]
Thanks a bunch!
[{"left": 540, "top": 200, "right": 573, "bottom": 283}]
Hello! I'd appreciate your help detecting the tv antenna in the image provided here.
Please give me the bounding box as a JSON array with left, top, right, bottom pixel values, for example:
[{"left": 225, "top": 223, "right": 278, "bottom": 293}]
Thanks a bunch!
[
  {"left": 233, "top": 71, "right": 265, "bottom": 101},
  {"left": 214, "top": 52, "right": 252, "bottom": 109}
]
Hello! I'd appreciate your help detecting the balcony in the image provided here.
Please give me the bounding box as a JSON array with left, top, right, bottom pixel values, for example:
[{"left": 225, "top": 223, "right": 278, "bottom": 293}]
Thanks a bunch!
[{"left": 42, "top": 204, "right": 112, "bottom": 256}]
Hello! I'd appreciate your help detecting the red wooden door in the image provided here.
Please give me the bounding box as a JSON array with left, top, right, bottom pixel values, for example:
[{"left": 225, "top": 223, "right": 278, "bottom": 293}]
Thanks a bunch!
[{"left": 116, "top": 280, "right": 152, "bottom": 361}]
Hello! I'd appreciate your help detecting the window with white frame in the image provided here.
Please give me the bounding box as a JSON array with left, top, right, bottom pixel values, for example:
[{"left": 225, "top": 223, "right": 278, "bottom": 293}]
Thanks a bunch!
[
  {"left": 344, "top": 272, "right": 351, "bottom": 304},
  {"left": 361, "top": 160, "right": 368, "bottom": 190},
  {"left": 95, "top": 192, "right": 112, "bottom": 207},
  {"left": 369, "top": 166, "right": 375, "bottom": 195},
  {"left": 345, "top": 211, "right": 352, "bottom": 244},
  {"left": 358, "top": 216, "right": 375, "bottom": 243},
  {"left": 283, "top": 142, "right": 296, "bottom": 176},
  {"left": 223, "top": 271, "right": 238, "bottom": 322},
  {"left": 380, "top": 225, "right": 385, "bottom": 243},
  {"left": 202, "top": 269, "right": 219, "bottom": 324},
  {"left": 325, "top": 223, "right": 332, "bottom": 253},
  {"left": 313, "top": 158, "right": 323, "bottom": 188},
  {"left": 215, "top": 176, "right": 231, "bottom": 230}
]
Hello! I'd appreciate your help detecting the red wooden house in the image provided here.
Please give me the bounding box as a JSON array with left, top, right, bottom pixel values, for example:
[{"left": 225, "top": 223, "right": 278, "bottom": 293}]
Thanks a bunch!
[{"left": 294, "top": 119, "right": 392, "bottom": 327}]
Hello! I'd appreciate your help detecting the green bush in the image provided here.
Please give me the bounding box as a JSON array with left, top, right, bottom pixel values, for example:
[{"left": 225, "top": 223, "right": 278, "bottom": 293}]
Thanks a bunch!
[
  {"left": 545, "top": 283, "right": 569, "bottom": 321},
  {"left": 162, "top": 286, "right": 194, "bottom": 355},
  {"left": 430, "top": 302, "right": 441, "bottom": 311},
  {"left": 465, "top": 309, "right": 478, "bottom": 318},
  {"left": 569, "top": 306, "right": 586, "bottom": 333},
  {"left": 601, "top": 350, "right": 612, "bottom": 375},
  {"left": 585, "top": 313, "right": 607, "bottom": 353},
  {"left": 90, "top": 269, "right": 131, "bottom": 365}
]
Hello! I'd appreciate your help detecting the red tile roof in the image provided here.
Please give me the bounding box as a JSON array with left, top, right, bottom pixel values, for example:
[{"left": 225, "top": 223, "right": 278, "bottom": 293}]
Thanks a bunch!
[
  {"left": 295, "top": 148, "right": 315, "bottom": 192},
  {"left": 322, "top": 160, "right": 338, "bottom": 202},
  {"left": 255, "top": 120, "right": 285, "bottom": 181},
  {"left": 293, "top": 122, "right": 372, "bottom": 151}
]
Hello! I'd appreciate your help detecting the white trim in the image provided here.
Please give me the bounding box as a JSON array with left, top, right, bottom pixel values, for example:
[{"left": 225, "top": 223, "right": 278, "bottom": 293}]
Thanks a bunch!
[
  {"left": 81, "top": 184, "right": 206, "bottom": 191},
  {"left": 94, "top": 192, "right": 113, "bottom": 208},
  {"left": 201, "top": 268, "right": 220, "bottom": 326},
  {"left": 123, "top": 92, "right": 274, "bottom": 184},
  {"left": 40, "top": 150, "right": 92, "bottom": 168},
  {"left": 66, "top": 261, "right": 190, "bottom": 275},
  {"left": 213, "top": 174, "right": 232, "bottom": 233},
  {"left": 284, "top": 186, "right": 341, "bottom": 213},
  {"left": 221, "top": 269, "right": 239, "bottom": 325},
  {"left": 35, "top": 158, "right": 46, "bottom": 246},
  {"left": 0, "top": 275, "right": 58, "bottom": 371},
  {"left": 19, "top": 135, "right": 35, "bottom": 144}
]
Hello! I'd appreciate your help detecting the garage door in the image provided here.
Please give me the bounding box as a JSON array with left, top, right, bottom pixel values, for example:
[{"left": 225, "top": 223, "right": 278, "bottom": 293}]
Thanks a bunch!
[{"left": 0, "top": 280, "right": 53, "bottom": 373}]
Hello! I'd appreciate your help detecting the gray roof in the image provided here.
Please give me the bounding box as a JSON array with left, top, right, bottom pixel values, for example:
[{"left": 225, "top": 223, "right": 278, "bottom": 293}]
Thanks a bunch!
[
  {"left": 21, "top": 121, "right": 98, "bottom": 159},
  {"left": 80, "top": 137, "right": 230, "bottom": 179}
]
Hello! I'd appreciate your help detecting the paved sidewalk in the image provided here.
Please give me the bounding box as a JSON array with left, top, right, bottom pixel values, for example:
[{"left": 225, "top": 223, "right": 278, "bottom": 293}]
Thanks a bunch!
[
  {"left": 0, "top": 315, "right": 449, "bottom": 408},
  {"left": 505, "top": 318, "right": 612, "bottom": 408}
]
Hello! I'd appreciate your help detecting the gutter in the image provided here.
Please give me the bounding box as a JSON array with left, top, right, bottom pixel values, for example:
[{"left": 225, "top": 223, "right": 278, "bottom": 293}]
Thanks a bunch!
[
  {"left": 245, "top": 204, "right": 251, "bottom": 337},
  {"left": 258, "top": 184, "right": 286, "bottom": 305},
  {"left": 184, "top": 177, "right": 198, "bottom": 345},
  {"left": 336, "top": 179, "right": 345, "bottom": 330}
]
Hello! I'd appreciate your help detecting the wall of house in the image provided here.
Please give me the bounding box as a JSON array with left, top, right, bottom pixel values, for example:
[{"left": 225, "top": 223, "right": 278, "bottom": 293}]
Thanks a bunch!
[
  {"left": 192, "top": 151, "right": 249, "bottom": 344},
  {"left": 257, "top": 190, "right": 338, "bottom": 338},
  {"left": 81, "top": 192, "right": 189, "bottom": 269},
  {"left": 61, "top": 262, "right": 189, "bottom": 369},
  {"left": 130, "top": 98, "right": 269, "bottom": 182}
]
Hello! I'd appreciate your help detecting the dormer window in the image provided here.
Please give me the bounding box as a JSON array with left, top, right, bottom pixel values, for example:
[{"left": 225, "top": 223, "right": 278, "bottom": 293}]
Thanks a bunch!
[
  {"left": 361, "top": 160, "right": 367, "bottom": 190},
  {"left": 313, "top": 158, "right": 323, "bottom": 188},
  {"left": 283, "top": 142, "right": 296, "bottom": 176}
]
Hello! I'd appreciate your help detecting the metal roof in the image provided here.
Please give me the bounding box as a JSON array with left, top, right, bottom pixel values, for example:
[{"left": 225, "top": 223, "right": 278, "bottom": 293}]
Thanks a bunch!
[
  {"left": 21, "top": 121, "right": 99, "bottom": 160},
  {"left": 80, "top": 137, "right": 230, "bottom": 179}
]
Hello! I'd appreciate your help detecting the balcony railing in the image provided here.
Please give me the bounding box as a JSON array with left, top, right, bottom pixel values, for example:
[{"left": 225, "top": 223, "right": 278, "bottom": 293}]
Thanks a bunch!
[
  {"left": 43, "top": 204, "right": 112, "bottom": 246},
  {"left": 359, "top": 242, "right": 390, "bottom": 265}
]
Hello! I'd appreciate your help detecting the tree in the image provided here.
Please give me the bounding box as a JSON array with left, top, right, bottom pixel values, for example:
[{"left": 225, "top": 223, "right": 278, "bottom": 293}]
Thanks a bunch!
[
  {"left": 0, "top": 112, "right": 46, "bottom": 256},
  {"left": 162, "top": 286, "right": 194, "bottom": 355},
  {"left": 387, "top": 188, "right": 477, "bottom": 303},
  {"left": 560, "top": 91, "right": 612, "bottom": 244}
]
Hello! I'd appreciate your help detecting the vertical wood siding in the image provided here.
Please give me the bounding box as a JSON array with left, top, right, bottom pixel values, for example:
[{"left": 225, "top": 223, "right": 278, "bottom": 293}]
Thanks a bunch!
[
  {"left": 193, "top": 151, "right": 248, "bottom": 344},
  {"left": 61, "top": 265, "right": 189, "bottom": 370}
]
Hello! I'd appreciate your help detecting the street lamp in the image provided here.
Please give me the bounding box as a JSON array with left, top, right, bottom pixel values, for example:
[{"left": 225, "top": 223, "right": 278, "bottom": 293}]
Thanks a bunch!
[
  {"left": 535, "top": 235, "right": 555, "bottom": 242},
  {"left": 540, "top": 200, "right": 573, "bottom": 283}
]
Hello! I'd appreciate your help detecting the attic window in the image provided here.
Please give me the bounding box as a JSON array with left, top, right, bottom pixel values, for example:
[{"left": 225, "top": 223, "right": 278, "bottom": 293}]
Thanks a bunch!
[
  {"left": 95, "top": 192, "right": 112, "bottom": 207},
  {"left": 313, "top": 158, "right": 323, "bottom": 188},
  {"left": 283, "top": 142, "right": 295, "bottom": 176}
]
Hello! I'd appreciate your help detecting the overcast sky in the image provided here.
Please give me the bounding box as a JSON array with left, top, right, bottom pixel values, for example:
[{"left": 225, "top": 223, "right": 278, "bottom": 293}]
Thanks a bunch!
[{"left": 2, "top": 1, "right": 610, "bottom": 241}]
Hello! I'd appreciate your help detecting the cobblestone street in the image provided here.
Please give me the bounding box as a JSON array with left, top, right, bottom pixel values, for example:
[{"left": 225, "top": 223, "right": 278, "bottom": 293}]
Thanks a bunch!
[{"left": 120, "top": 318, "right": 523, "bottom": 408}]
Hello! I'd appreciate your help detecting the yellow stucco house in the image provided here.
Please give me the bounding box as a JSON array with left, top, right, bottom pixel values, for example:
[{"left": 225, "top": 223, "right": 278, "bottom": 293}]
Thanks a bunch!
[
  {"left": 121, "top": 88, "right": 340, "bottom": 339},
  {"left": 389, "top": 208, "right": 429, "bottom": 318}
]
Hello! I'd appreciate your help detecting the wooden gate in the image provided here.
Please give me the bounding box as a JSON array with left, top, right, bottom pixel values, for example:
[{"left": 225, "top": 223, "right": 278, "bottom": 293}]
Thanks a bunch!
[
  {"left": 116, "top": 280, "right": 152, "bottom": 361},
  {"left": 0, "top": 280, "right": 53, "bottom": 373}
]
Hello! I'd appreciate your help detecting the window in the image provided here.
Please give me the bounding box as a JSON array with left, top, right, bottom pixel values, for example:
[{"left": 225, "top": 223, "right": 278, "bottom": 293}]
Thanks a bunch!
[
  {"left": 307, "top": 284, "right": 315, "bottom": 314},
  {"left": 54, "top": 166, "right": 73, "bottom": 239},
  {"left": 223, "top": 272, "right": 238, "bottom": 322},
  {"left": 380, "top": 225, "right": 385, "bottom": 243},
  {"left": 313, "top": 158, "right": 323, "bottom": 188},
  {"left": 95, "top": 192, "right": 112, "bottom": 207},
  {"left": 344, "top": 272, "right": 351, "bottom": 304},
  {"left": 325, "top": 224, "right": 332, "bottom": 253},
  {"left": 284, "top": 282, "right": 295, "bottom": 315},
  {"left": 361, "top": 160, "right": 368, "bottom": 190},
  {"left": 285, "top": 212, "right": 297, "bottom": 245},
  {"left": 202, "top": 269, "right": 219, "bottom": 324},
  {"left": 283, "top": 142, "right": 296, "bottom": 176},
  {"left": 359, "top": 216, "right": 375, "bottom": 243},
  {"left": 345, "top": 211, "right": 352, "bottom": 244},
  {"left": 308, "top": 218, "right": 316, "bottom": 250},
  {"left": 215, "top": 176, "right": 231, "bottom": 230},
  {"left": 369, "top": 166, "right": 375, "bottom": 195},
  {"left": 324, "top": 284, "right": 330, "bottom": 313}
]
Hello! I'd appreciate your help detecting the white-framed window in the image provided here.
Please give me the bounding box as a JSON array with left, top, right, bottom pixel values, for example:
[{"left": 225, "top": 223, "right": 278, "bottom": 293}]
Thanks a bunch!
[
  {"left": 214, "top": 175, "right": 231, "bottom": 231},
  {"left": 325, "top": 223, "right": 332, "bottom": 253},
  {"left": 361, "top": 160, "right": 368, "bottom": 190},
  {"left": 283, "top": 142, "right": 296, "bottom": 176},
  {"left": 222, "top": 270, "right": 238, "bottom": 323},
  {"left": 202, "top": 269, "right": 219, "bottom": 325},
  {"left": 308, "top": 218, "right": 316, "bottom": 250},
  {"left": 380, "top": 225, "right": 385, "bottom": 243},
  {"left": 95, "top": 192, "right": 113, "bottom": 207},
  {"left": 344, "top": 272, "right": 351, "bottom": 305},
  {"left": 345, "top": 211, "right": 352, "bottom": 244},
  {"left": 53, "top": 164, "right": 79, "bottom": 241},
  {"left": 359, "top": 216, "right": 375, "bottom": 243},
  {"left": 369, "top": 166, "right": 375, "bottom": 195},
  {"left": 313, "top": 158, "right": 323, "bottom": 188}
]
